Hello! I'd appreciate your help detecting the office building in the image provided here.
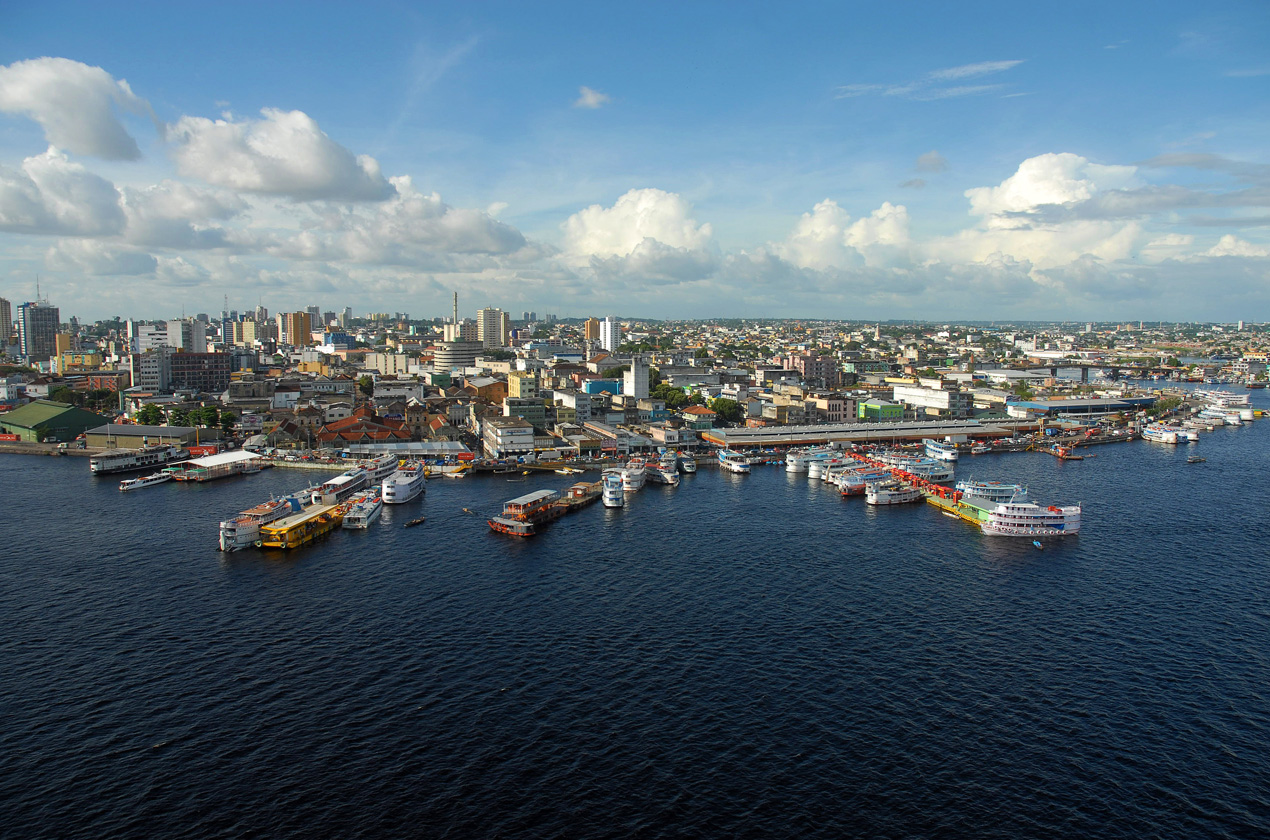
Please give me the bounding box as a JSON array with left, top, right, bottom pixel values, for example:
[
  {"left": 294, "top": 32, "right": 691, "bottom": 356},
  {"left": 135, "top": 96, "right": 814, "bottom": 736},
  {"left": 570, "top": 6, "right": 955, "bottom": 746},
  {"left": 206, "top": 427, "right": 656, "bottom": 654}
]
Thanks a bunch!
[
  {"left": 18, "top": 301, "right": 59, "bottom": 362},
  {"left": 477, "top": 308, "right": 511, "bottom": 348},
  {"left": 600, "top": 316, "right": 620, "bottom": 352}
]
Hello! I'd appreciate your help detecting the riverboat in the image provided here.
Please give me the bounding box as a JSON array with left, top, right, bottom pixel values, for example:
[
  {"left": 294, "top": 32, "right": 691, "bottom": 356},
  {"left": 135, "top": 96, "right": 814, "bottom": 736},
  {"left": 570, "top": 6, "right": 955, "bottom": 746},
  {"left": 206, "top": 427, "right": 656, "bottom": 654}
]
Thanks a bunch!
[
  {"left": 621, "top": 460, "right": 647, "bottom": 491},
  {"left": 119, "top": 472, "right": 172, "bottom": 491},
  {"left": 342, "top": 491, "right": 383, "bottom": 529},
  {"left": 219, "top": 494, "right": 304, "bottom": 552},
  {"left": 981, "top": 501, "right": 1081, "bottom": 538},
  {"left": 923, "top": 439, "right": 959, "bottom": 462},
  {"left": 312, "top": 468, "right": 369, "bottom": 505},
  {"left": 602, "top": 470, "right": 625, "bottom": 508},
  {"left": 954, "top": 480, "right": 1028, "bottom": 508},
  {"left": 865, "top": 478, "right": 923, "bottom": 506},
  {"left": 258, "top": 504, "right": 346, "bottom": 549},
  {"left": 678, "top": 453, "right": 697, "bottom": 473},
  {"left": 90, "top": 444, "right": 188, "bottom": 475},
  {"left": 363, "top": 454, "right": 400, "bottom": 482},
  {"left": 382, "top": 460, "right": 426, "bottom": 504},
  {"left": 718, "top": 449, "right": 751, "bottom": 474}
]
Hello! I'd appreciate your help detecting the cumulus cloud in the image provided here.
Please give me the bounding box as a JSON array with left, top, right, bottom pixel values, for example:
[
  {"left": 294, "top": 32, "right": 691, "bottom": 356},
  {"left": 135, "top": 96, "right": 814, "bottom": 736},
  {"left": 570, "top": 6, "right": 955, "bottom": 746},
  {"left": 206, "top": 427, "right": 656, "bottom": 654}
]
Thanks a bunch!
[
  {"left": 573, "top": 86, "right": 611, "bottom": 109},
  {"left": 965, "top": 152, "right": 1139, "bottom": 229},
  {"left": 563, "top": 188, "right": 712, "bottom": 260},
  {"left": 0, "top": 147, "right": 125, "bottom": 235},
  {"left": 121, "top": 181, "right": 245, "bottom": 249},
  {"left": 0, "top": 57, "right": 156, "bottom": 160},
  {"left": 167, "top": 108, "right": 395, "bottom": 201},
  {"left": 1206, "top": 234, "right": 1270, "bottom": 257},
  {"left": 772, "top": 199, "right": 910, "bottom": 270}
]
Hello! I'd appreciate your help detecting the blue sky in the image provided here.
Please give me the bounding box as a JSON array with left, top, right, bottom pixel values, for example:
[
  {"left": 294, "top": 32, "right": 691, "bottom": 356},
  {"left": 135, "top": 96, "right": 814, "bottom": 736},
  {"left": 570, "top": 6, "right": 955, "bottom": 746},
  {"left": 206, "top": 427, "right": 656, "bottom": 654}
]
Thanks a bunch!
[{"left": 2, "top": 1, "right": 1268, "bottom": 322}]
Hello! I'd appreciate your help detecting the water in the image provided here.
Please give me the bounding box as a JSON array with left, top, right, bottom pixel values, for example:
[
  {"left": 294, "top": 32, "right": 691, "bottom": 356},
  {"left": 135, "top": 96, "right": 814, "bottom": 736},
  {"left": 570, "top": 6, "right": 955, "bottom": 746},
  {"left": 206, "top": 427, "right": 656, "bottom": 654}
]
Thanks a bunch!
[{"left": 3, "top": 396, "right": 1269, "bottom": 838}]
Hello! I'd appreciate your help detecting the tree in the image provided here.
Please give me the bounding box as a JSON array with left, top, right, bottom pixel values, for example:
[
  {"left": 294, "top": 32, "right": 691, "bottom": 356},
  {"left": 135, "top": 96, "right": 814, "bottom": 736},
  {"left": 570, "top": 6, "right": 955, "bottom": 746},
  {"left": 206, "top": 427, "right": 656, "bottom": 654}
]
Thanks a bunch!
[
  {"left": 600, "top": 365, "right": 629, "bottom": 379},
  {"left": 136, "top": 404, "right": 165, "bottom": 426},
  {"left": 1011, "top": 380, "right": 1035, "bottom": 401},
  {"left": 220, "top": 411, "right": 238, "bottom": 434},
  {"left": 49, "top": 386, "right": 82, "bottom": 406},
  {"left": 709, "top": 397, "right": 743, "bottom": 425},
  {"left": 358, "top": 375, "right": 374, "bottom": 397},
  {"left": 693, "top": 348, "right": 711, "bottom": 359},
  {"left": 168, "top": 408, "right": 190, "bottom": 427}
]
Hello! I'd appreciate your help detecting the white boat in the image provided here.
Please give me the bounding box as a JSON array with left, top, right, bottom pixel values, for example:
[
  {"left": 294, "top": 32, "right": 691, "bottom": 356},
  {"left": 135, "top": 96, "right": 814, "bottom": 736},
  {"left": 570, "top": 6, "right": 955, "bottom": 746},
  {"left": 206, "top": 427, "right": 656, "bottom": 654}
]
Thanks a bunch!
[
  {"left": 981, "top": 501, "right": 1081, "bottom": 537},
  {"left": 839, "top": 467, "right": 892, "bottom": 496},
  {"left": 877, "top": 452, "right": 954, "bottom": 482},
  {"left": 923, "top": 439, "right": 959, "bottom": 462},
  {"left": 679, "top": 453, "right": 697, "bottom": 473},
  {"left": 718, "top": 449, "right": 751, "bottom": 474},
  {"left": 1141, "top": 424, "right": 1179, "bottom": 443},
  {"left": 91, "top": 444, "right": 188, "bottom": 475},
  {"left": 971, "top": 443, "right": 991, "bottom": 455},
  {"left": 621, "top": 460, "right": 646, "bottom": 491},
  {"left": 342, "top": 491, "right": 384, "bottom": 529},
  {"left": 219, "top": 494, "right": 304, "bottom": 551},
  {"left": 382, "top": 460, "right": 427, "bottom": 504},
  {"left": 785, "top": 446, "right": 836, "bottom": 473},
  {"left": 312, "top": 468, "right": 369, "bottom": 505},
  {"left": 649, "top": 453, "right": 680, "bottom": 486},
  {"left": 955, "top": 480, "right": 1028, "bottom": 508},
  {"left": 865, "top": 478, "right": 923, "bottom": 506},
  {"left": 119, "top": 472, "right": 172, "bottom": 491},
  {"left": 363, "top": 454, "right": 400, "bottom": 482},
  {"left": 602, "top": 470, "right": 625, "bottom": 508}
]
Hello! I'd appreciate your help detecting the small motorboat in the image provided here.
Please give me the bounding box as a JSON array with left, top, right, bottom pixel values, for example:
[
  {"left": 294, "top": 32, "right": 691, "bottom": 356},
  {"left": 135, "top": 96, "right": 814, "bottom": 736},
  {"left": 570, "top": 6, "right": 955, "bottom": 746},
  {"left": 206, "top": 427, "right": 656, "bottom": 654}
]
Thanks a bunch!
[
  {"left": 404, "top": 517, "right": 426, "bottom": 528},
  {"left": 1032, "top": 540, "right": 1044, "bottom": 550},
  {"left": 1186, "top": 455, "right": 1206, "bottom": 464}
]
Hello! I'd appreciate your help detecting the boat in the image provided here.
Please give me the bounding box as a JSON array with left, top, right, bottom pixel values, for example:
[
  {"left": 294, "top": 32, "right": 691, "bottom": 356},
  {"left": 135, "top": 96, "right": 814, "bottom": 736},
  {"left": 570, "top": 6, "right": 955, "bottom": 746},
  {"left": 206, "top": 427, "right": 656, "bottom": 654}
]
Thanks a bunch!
[
  {"left": 981, "top": 501, "right": 1081, "bottom": 538},
  {"left": 311, "top": 467, "right": 369, "bottom": 505},
  {"left": 1186, "top": 455, "right": 1206, "bottom": 464},
  {"left": 1141, "top": 424, "right": 1179, "bottom": 443},
  {"left": 718, "top": 449, "right": 751, "bottom": 474},
  {"left": 382, "top": 460, "right": 427, "bottom": 504},
  {"left": 839, "top": 467, "right": 892, "bottom": 496},
  {"left": 1032, "top": 540, "right": 1044, "bottom": 550},
  {"left": 955, "top": 480, "right": 1028, "bottom": 508},
  {"left": 90, "top": 444, "right": 188, "bottom": 475},
  {"left": 488, "top": 489, "right": 563, "bottom": 537},
  {"left": 363, "top": 453, "right": 400, "bottom": 482},
  {"left": 648, "top": 453, "right": 680, "bottom": 486},
  {"left": 678, "top": 453, "right": 697, "bottom": 473},
  {"left": 785, "top": 446, "right": 837, "bottom": 473},
  {"left": 219, "top": 494, "right": 304, "bottom": 551},
  {"left": 621, "top": 460, "right": 647, "bottom": 491},
  {"left": 865, "top": 478, "right": 923, "bottom": 506},
  {"left": 971, "top": 443, "right": 991, "bottom": 455},
  {"left": 258, "top": 503, "right": 346, "bottom": 549},
  {"left": 602, "top": 470, "right": 625, "bottom": 508},
  {"left": 342, "top": 490, "right": 383, "bottom": 529},
  {"left": 923, "top": 439, "right": 959, "bottom": 462},
  {"left": 404, "top": 516, "right": 426, "bottom": 528},
  {"left": 119, "top": 472, "right": 172, "bottom": 492}
]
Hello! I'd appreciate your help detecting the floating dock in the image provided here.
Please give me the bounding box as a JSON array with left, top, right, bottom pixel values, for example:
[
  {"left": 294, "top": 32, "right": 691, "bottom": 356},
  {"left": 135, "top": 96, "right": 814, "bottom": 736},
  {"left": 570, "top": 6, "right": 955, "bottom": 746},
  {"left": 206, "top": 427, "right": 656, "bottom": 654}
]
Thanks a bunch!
[{"left": 258, "top": 503, "right": 344, "bottom": 549}]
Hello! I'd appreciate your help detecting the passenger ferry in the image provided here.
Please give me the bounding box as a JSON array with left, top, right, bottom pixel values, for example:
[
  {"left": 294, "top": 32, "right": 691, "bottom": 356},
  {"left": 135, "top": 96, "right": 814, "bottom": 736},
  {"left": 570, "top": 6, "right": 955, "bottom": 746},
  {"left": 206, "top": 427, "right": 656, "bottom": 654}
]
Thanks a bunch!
[
  {"left": 382, "top": 460, "right": 427, "bottom": 504},
  {"left": 311, "top": 468, "right": 369, "bottom": 505},
  {"left": 839, "top": 467, "right": 892, "bottom": 496},
  {"left": 954, "top": 480, "right": 1028, "bottom": 508},
  {"left": 363, "top": 453, "right": 400, "bottom": 482},
  {"left": 718, "top": 449, "right": 751, "bottom": 474},
  {"left": 647, "top": 452, "right": 680, "bottom": 486},
  {"left": 488, "top": 489, "right": 563, "bottom": 537},
  {"left": 90, "top": 444, "right": 187, "bottom": 475},
  {"left": 602, "top": 470, "right": 625, "bottom": 508},
  {"left": 981, "top": 501, "right": 1081, "bottom": 538},
  {"left": 923, "top": 439, "right": 959, "bottom": 462},
  {"left": 678, "top": 453, "right": 697, "bottom": 473},
  {"left": 258, "top": 504, "right": 346, "bottom": 549},
  {"left": 876, "top": 454, "right": 954, "bottom": 482},
  {"left": 621, "top": 460, "right": 647, "bottom": 491},
  {"left": 119, "top": 472, "right": 172, "bottom": 491},
  {"left": 785, "top": 446, "right": 837, "bottom": 473},
  {"left": 342, "top": 491, "right": 383, "bottom": 529},
  {"left": 219, "top": 494, "right": 304, "bottom": 551},
  {"left": 865, "top": 478, "right": 923, "bottom": 506}
]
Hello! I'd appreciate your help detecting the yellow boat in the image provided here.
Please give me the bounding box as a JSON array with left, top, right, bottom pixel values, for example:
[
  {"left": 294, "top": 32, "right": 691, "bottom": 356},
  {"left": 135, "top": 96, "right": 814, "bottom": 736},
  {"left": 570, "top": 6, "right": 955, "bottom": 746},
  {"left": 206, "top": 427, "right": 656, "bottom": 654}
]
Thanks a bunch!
[{"left": 258, "top": 503, "right": 347, "bottom": 549}]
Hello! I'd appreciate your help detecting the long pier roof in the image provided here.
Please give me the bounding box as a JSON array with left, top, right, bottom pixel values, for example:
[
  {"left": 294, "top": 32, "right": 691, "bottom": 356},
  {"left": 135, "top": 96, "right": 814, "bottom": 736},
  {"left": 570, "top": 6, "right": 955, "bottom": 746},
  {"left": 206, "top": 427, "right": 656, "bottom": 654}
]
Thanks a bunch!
[{"left": 702, "top": 420, "right": 1017, "bottom": 448}]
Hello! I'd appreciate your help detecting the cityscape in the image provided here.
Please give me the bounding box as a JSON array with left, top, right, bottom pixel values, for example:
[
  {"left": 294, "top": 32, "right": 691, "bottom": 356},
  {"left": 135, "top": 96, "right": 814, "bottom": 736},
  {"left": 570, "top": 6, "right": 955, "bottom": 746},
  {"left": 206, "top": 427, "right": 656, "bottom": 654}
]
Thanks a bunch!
[{"left": 3, "top": 3, "right": 1269, "bottom": 839}]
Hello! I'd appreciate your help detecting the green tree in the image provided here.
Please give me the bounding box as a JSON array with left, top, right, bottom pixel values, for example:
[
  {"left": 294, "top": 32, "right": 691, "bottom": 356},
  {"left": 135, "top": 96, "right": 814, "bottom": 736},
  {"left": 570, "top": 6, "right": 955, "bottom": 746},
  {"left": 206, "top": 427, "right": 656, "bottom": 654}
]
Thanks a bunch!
[
  {"left": 168, "top": 408, "right": 190, "bottom": 427},
  {"left": 600, "top": 365, "right": 629, "bottom": 379},
  {"left": 693, "top": 348, "right": 710, "bottom": 359},
  {"left": 1011, "top": 380, "right": 1035, "bottom": 401},
  {"left": 137, "top": 404, "right": 165, "bottom": 426},
  {"left": 358, "top": 375, "right": 374, "bottom": 397},
  {"left": 220, "top": 411, "right": 238, "bottom": 434},
  {"left": 49, "top": 386, "right": 83, "bottom": 406},
  {"left": 709, "top": 397, "right": 743, "bottom": 424}
]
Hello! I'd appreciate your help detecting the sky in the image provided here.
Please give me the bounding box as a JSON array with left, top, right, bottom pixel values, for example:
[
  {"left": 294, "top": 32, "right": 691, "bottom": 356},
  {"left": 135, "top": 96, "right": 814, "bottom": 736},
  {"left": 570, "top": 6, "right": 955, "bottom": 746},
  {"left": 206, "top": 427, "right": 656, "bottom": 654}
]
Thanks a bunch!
[{"left": 1, "top": 1, "right": 1268, "bottom": 323}]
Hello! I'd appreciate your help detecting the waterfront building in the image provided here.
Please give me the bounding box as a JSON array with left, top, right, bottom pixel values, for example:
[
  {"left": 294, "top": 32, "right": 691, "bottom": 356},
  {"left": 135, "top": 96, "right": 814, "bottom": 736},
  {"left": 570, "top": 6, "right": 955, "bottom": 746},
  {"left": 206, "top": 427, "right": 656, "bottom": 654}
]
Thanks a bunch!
[
  {"left": 0, "top": 399, "right": 110, "bottom": 442},
  {"left": 482, "top": 416, "right": 535, "bottom": 458},
  {"left": 84, "top": 423, "right": 200, "bottom": 449}
]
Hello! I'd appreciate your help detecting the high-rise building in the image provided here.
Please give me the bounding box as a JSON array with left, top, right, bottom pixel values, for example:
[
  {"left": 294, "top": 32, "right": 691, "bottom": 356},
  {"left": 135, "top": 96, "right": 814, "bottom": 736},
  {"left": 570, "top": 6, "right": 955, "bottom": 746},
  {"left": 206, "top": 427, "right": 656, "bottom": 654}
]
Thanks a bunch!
[
  {"left": 166, "top": 317, "right": 208, "bottom": 352},
  {"left": 477, "top": 307, "right": 510, "bottom": 348},
  {"left": 254, "top": 305, "right": 268, "bottom": 323},
  {"left": 584, "top": 318, "right": 601, "bottom": 341},
  {"left": 443, "top": 319, "right": 478, "bottom": 342},
  {"left": 276, "top": 311, "right": 312, "bottom": 346},
  {"left": 600, "top": 316, "right": 620, "bottom": 352},
  {"left": 18, "top": 301, "right": 59, "bottom": 362},
  {"left": 624, "top": 355, "right": 649, "bottom": 399},
  {"left": 0, "top": 297, "right": 12, "bottom": 346},
  {"left": 339, "top": 307, "right": 353, "bottom": 328}
]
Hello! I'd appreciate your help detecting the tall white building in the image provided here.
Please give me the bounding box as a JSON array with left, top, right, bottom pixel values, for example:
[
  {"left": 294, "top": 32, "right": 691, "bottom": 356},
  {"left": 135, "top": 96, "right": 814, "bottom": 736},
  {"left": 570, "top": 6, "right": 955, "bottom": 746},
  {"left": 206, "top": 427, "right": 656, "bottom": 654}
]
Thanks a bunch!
[
  {"left": 624, "top": 355, "right": 650, "bottom": 400},
  {"left": 477, "top": 307, "right": 510, "bottom": 348},
  {"left": 166, "top": 318, "right": 208, "bottom": 352},
  {"left": 600, "top": 316, "right": 620, "bottom": 352},
  {"left": 444, "top": 319, "right": 479, "bottom": 342}
]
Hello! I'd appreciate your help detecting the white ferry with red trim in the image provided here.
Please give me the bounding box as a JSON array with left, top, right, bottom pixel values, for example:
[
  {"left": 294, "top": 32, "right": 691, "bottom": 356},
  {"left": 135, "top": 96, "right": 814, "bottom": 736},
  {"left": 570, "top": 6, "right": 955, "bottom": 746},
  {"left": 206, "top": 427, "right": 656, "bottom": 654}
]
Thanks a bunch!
[{"left": 981, "top": 501, "right": 1081, "bottom": 537}]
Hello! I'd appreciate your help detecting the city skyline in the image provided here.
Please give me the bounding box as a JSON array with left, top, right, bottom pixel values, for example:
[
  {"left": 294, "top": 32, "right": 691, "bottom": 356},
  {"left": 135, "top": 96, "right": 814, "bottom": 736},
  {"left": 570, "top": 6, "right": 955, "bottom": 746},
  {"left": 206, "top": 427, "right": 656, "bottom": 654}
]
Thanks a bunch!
[{"left": 2, "top": 2, "right": 1269, "bottom": 323}]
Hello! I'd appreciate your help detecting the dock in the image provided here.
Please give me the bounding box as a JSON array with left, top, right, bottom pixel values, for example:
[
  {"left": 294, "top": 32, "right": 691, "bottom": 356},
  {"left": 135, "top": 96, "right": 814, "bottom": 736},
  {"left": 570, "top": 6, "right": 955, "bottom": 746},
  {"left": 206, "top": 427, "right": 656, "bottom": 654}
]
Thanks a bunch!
[{"left": 258, "top": 503, "right": 344, "bottom": 549}]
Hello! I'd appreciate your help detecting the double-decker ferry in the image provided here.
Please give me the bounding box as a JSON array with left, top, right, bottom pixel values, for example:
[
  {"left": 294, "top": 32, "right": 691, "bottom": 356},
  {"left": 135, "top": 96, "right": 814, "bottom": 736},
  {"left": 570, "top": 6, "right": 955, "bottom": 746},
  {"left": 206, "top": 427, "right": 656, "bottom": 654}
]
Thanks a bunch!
[
  {"left": 363, "top": 454, "right": 400, "bottom": 482},
  {"left": 923, "top": 439, "right": 959, "bottom": 462},
  {"left": 602, "top": 470, "right": 625, "bottom": 508},
  {"left": 311, "top": 468, "right": 369, "bottom": 506},
  {"left": 718, "top": 449, "right": 751, "bottom": 474},
  {"left": 981, "top": 501, "right": 1081, "bottom": 538},
  {"left": 866, "top": 478, "right": 923, "bottom": 506},
  {"left": 342, "top": 490, "right": 383, "bottom": 529},
  {"left": 954, "top": 480, "right": 1028, "bottom": 508},
  {"left": 90, "top": 444, "right": 187, "bottom": 475},
  {"left": 219, "top": 494, "right": 304, "bottom": 552},
  {"left": 621, "top": 460, "right": 647, "bottom": 490},
  {"left": 382, "top": 460, "right": 427, "bottom": 504}
]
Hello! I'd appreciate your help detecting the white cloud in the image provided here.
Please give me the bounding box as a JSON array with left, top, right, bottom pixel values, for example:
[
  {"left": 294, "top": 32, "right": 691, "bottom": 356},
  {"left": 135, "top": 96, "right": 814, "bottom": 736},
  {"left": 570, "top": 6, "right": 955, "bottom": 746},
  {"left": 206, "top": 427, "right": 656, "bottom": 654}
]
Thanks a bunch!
[
  {"left": 0, "top": 57, "right": 156, "bottom": 160},
  {"left": 928, "top": 60, "right": 1024, "bottom": 81},
  {"left": 45, "top": 238, "right": 156, "bottom": 275},
  {"left": 773, "top": 199, "right": 909, "bottom": 270},
  {"left": 563, "top": 188, "right": 712, "bottom": 260},
  {"left": 1206, "top": 234, "right": 1269, "bottom": 257},
  {"left": 965, "top": 152, "right": 1139, "bottom": 229},
  {"left": 121, "top": 181, "right": 245, "bottom": 249},
  {"left": 573, "top": 86, "right": 611, "bottom": 109},
  {"left": 0, "top": 147, "right": 125, "bottom": 235},
  {"left": 837, "top": 60, "right": 1024, "bottom": 101},
  {"left": 167, "top": 108, "right": 395, "bottom": 201}
]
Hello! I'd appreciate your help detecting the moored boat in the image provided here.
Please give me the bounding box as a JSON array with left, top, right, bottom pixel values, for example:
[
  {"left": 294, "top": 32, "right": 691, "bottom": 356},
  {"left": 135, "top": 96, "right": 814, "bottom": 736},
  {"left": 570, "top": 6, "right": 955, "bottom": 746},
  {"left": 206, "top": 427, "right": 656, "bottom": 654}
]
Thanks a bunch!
[
  {"left": 865, "top": 478, "right": 923, "bottom": 506},
  {"left": 923, "top": 438, "right": 959, "bottom": 462},
  {"left": 342, "top": 490, "right": 384, "bottom": 529},
  {"left": 119, "top": 472, "right": 172, "bottom": 492},
  {"left": 621, "top": 460, "right": 647, "bottom": 491},
  {"left": 488, "top": 489, "right": 563, "bottom": 537},
  {"left": 602, "top": 470, "right": 625, "bottom": 508},
  {"left": 382, "top": 460, "right": 426, "bottom": 504},
  {"left": 955, "top": 480, "right": 1028, "bottom": 508},
  {"left": 91, "top": 444, "right": 188, "bottom": 475},
  {"left": 678, "top": 452, "right": 697, "bottom": 473},
  {"left": 981, "top": 501, "right": 1081, "bottom": 537},
  {"left": 219, "top": 494, "right": 305, "bottom": 551},
  {"left": 312, "top": 467, "right": 369, "bottom": 505},
  {"left": 718, "top": 449, "right": 751, "bottom": 474}
]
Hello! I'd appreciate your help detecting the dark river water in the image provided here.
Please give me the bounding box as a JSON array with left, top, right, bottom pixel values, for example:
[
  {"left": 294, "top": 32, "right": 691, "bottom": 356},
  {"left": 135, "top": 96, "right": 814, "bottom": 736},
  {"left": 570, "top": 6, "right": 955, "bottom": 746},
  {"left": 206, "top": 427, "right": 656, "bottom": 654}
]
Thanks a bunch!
[{"left": 3, "top": 391, "right": 1268, "bottom": 838}]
